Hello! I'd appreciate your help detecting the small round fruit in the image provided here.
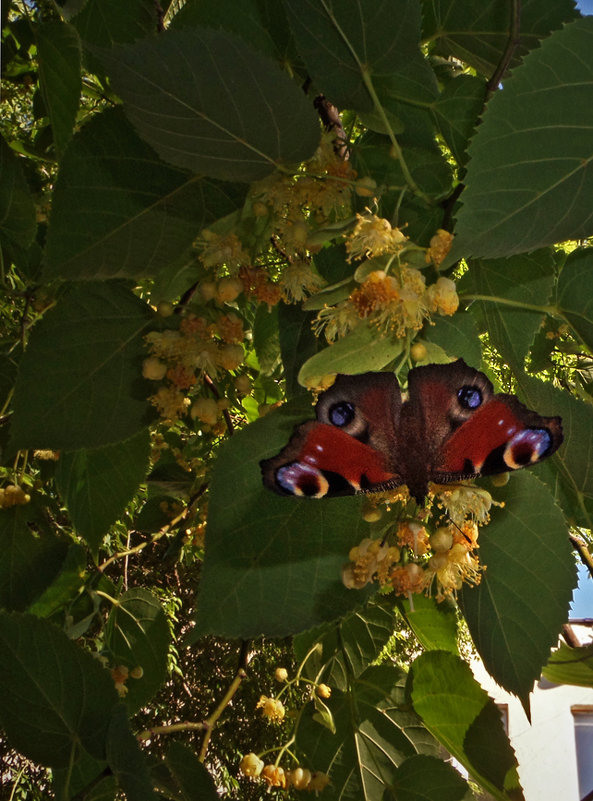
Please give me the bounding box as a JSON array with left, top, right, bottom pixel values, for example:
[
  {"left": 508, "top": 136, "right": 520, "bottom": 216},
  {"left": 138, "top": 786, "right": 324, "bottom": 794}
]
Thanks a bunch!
[{"left": 410, "top": 342, "right": 427, "bottom": 362}]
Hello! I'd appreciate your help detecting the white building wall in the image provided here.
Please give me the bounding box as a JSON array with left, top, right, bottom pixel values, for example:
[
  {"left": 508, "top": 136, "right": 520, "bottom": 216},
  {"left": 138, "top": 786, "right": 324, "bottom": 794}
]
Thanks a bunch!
[{"left": 472, "top": 659, "right": 593, "bottom": 801}]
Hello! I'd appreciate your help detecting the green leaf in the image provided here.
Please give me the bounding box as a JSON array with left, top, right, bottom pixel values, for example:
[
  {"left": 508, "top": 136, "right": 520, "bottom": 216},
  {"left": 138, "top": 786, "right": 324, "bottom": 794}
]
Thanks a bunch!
[
  {"left": 399, "top": 594, "right": 458, "bottom": 654},
  {"left": 285, "top": 0, "right": 438, "bottom": 111},
  {"left": 422, "top": 0, "right": 578, "bottom": 77},
  {"left": 0, "top": 133, "right": 36, "bottom": 263},
  {"left": 10, "top": 281, "right": 155, "bottom": 452},
  {"left": 430, "top": 74, "right": 485, "bottom": 166},
  {"left": 294, "top": 596, "right": 399, "bottom": 691},
  {"left": 104, "top": 588, "right": 170, "bottom": 714},
  {"left": 193, "top": 404, "right": 374, "bottom": 639},
  {"left": 410, "top": 651, "right": 522, "bottom": 801},
  {"left": 423, "top": 310, "right": 481, "bottom": 365},
  {"left": 154, "top": 741, "right": 219, "bottom": 801},
  {"left": 36, "top": 21, "right": 82, "bottom": 158},
  {"left": 557, "top": 248, "right": 593, "bottom": 351},
  {"left": 458, "top": 250, "right": 556, "bottom": 367},
  {"left": 0, "top": 612, "right": 118, "bottom": 767},
  {"left": 71, "top": 0, "right": 157, "bottom": 76},
  {"left": 55, "top": 428, "right": 151, "bottom": 555},
  {"left": 389, "top": 754, "right": 468, "bottom": 801},
  {"left": 460, "top": 472, "right": 575, "bottom": 703},
  {"left": 278, "top": 302, "right": 320, "bottom": 398},
  {"left": 298, "top": 322, "right": 403, "bottom": 386},
  {"left": 543, "top": 642, "right": 593, "bottom": 688},
  {"left": 450, "top": 18, "right": 593, "bottom": 262},
  {"left": 45, "top": 107, "right": 245, "bottom": 280},
  {"left": 253, "top": 303, "right": 281, "bottom": 375},
  {"left": 106, "top": 27, "right": 320, "bottom": 182},
  {"left": 171, "top": 0, "right": 278, "bottom": 60},
  {"left": 106, "top": 703, "right": 159, "bottom": 801},
  {"left": 27, "top": 544, "right": 87, "bottom": 619},
  {"left": 296, "top": 664, "right": 440, "bottom": 799},
  {"left": 0, "top": 506, "right": 69, "bottom": 612}
]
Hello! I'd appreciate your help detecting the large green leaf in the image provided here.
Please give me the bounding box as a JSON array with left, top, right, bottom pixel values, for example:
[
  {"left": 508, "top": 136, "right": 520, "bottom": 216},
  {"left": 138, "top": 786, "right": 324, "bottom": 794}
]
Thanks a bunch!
[
  {"left": 171, "top": 0, "right": 278, "bottom": 60},
  {"left": 296, "top": 664, "right": 447, "bottom": 800},
  {"left": 0, "top": 505, "right": 69, "bottom": 612},
  {"left": 278, "top": 302, "right": 321, "bottom": 399},
  {"left": 55, "top": 428, "right": 151, "bottom": 555},
  {"left": 36, "top": 21, "right": 81, "bottom": 158},
  {"left": 399, "top": 594, "right": 458, "bottom": 654},
  {"left": 458, "top": 250, "right": 557, "bottom": 367},
  {"left": 104, "top": 588, "right": 170, "bottom": 714},
  {"left": 44, "top": 107, "right": 244, "bottom": 280},
  {"left": 298, "top": 321, "right": 403, "bottom": 386},
  {"left": 423, "top": 310, "right": 481, "bottom": 365},
  {"left": 106, "top": 27, "right": 320, "bottom": 182},
  {"left": 422, "top": 0, "right": 578, "bottom": 77},
  {"left": 0, "top": 612, "right": 118, "bottom": 767},
  {"left": 152, "top": 742, "right": 219, "bottom": 801},
  {"left": 285, "top": 0, "right": 438, "bottom": 112},
  {"left": 193, "top": 402, "right": 374, "bottom": 638},
  {"left": 557, "top": 247, "right": 593, "bottom": 352},
  {"left": 9, "top": 282, "right": 155, "bottom": 452},
  {"left": 410, "top": 651, "right": 522, "bottom": 801},
  {"left": 430, "top": 74, "right": 485, "bottom": 166},
  {"left": 450, "top": 18, "right": 593, "bottom": 261},
  {"left": 294, "top": 596, "right": 399, "bottom": 691},
  {"left": 388, "top": 754, "right": 468, "bottom": 801},
  {"left": 460, "top": 472, "right": 575, "bottom": 704},
  {"left": 106, "top": 703, "right": 159, "bottom": 801},
  {"left": 0, "top": 133, "right": 36, "bottom": 263},
  {"left": 543, "top": 642, "right": 593, "bottom": 688}
]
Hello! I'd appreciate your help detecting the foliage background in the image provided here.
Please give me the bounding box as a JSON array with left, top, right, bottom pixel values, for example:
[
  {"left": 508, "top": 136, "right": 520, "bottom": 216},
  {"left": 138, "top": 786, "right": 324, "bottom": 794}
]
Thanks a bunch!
[{"left": 1, "top": 0, "right": 593, "bottom": 799}]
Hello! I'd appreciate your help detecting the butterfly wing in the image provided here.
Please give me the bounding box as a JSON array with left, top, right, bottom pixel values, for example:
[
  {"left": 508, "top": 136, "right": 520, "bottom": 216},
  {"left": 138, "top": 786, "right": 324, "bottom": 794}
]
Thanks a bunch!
[
  {"left": 406, "top": 359, "right": 563, "bottom": 486},
  {"left": 261, "top": 372, "right": 404, "bottom": 497}
]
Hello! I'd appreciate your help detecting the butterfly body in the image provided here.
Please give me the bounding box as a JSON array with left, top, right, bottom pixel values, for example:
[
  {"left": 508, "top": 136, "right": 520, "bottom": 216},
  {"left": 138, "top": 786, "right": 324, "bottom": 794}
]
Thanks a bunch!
[{"left": 261, "top": 359, "right": 563, "bottom": 504}]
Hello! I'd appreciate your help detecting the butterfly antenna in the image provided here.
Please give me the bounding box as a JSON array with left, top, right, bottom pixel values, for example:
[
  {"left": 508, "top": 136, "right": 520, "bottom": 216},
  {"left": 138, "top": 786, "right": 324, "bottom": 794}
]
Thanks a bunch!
[{"left": 441, "top": 507, "right": 473, "bottom": 546}]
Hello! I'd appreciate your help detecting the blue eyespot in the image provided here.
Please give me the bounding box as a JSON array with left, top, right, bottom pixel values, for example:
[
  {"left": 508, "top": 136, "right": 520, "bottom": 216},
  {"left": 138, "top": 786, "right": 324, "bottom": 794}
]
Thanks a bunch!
[
  {"left": 329, "top": 401, "right": 355, "bottom": 427},
  {"left": 458, "top": 385, "right": 482, "bottom": 410}
]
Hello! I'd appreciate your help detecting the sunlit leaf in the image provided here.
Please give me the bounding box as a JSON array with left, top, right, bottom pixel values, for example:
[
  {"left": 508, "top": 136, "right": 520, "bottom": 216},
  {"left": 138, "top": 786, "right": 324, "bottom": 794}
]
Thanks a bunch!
[{"left": 410, "top": 651, "right": 522, "bottom": 801}]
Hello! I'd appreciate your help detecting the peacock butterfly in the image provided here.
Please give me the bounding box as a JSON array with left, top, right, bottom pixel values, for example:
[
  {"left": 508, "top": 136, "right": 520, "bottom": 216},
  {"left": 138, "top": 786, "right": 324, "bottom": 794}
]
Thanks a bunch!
[{"left": 261, "top": 359, "right": 563, "bottom": 504}]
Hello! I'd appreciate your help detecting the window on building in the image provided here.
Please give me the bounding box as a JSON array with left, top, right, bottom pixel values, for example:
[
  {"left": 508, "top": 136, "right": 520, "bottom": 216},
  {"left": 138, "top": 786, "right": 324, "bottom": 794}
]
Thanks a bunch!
[{"left": 573, "top": 708, "right": 593, "bottom": 801}]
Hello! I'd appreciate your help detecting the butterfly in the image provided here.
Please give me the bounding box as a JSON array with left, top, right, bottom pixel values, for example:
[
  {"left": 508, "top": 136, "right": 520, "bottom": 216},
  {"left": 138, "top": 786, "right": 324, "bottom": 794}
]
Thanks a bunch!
[{"left": 260, "top": 359, "right": 563, "bottom": 504}]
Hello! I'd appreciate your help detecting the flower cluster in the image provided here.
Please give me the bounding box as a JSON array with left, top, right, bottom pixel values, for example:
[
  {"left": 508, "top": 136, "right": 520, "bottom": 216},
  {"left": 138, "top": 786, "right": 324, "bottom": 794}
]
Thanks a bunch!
[
  {"left": 0, "top": 484, "right": 30, "bottom": 508},
  {"left": 110, "top": 664, "right": 143, "bottom": 698},
  {"left": 239, "top": 754, "right": 330, "bottom": 792},
  {"left": 341, "top": 484, "right": 494, "bottom": 601},
  {"left": 143, "top": 312, "right": 247, "bottom": 422},
  {"left": 257, "top": 695, "right": 286, "bottom": 724},
  {"left": 313, "top": 215, "right": 459, "bottom": 342}
]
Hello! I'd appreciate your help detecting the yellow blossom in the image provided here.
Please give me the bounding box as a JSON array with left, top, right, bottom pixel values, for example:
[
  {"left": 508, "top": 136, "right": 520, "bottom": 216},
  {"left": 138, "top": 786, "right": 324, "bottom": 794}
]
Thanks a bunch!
[
  {"left": 280, "top": 260, "right": 325, "bottom": 302},
  {"left": 396, "top": 521, "right": 430, "bottom": 556},
  {"left": 288, "top": 767, "right": 312, "bottom": 789},
  {"left": 262, "top": 764, "right": 287, "bottom": 788},
  {"left": 425, "top": 229, "right": 454, "bottom": 267},
  {"left": 275, "top": 667, "right": 289, "bottom": 682},
  {"left": 389, "top": 562, "right": 426, "bottom": 596},
  {"left": 425, "top": 276, "right": 459, "bottom": 316},
  {"left": 199, "top": 231, "right": 247, "bottom": 270},
  {"left": 256, "top": 695, "right": 286, "bottom": 723},
  {"left": 308, "top": 771, "right": 331, "bottom": 791},
  {"left": 346, "top": 212, "right": 408, "bottom": 261},
  {"left": 342, "top": 537, "right": 401, "bottom": 589},
  {"left": 240, "top": 753, "right": 264, "bottom": 778},
  {"left": 425, "top": 543, "right": 482, "bottom": 601},
  {"left": 436, "top": 484, "right": 494, "bottom": 527}
]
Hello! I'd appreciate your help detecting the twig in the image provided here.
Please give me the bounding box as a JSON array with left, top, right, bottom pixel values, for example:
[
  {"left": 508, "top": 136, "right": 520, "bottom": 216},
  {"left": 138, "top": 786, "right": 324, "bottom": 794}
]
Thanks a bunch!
[{"left": 486, "top": 0, "right": 521, "bottom": 95}]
